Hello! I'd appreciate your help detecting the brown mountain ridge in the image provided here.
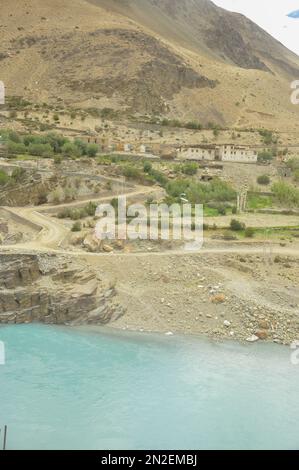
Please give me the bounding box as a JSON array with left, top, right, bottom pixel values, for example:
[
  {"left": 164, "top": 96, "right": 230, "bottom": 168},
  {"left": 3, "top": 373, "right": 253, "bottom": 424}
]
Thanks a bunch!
[{"left": 1, "top": 0, "right": 299, "bottom": 129}]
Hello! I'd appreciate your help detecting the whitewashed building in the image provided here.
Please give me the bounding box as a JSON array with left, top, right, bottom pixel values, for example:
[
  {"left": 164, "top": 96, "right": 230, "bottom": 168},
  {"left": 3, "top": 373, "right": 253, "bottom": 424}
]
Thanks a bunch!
[
  {"left": 177, "top": 145, "right": 216, "bottom": 161},
  {"left": 219, "top": 145, "right": 257, "bottom": 163},
  {"left": 177, "top": 144, "right": 257, "bottom": 164}
]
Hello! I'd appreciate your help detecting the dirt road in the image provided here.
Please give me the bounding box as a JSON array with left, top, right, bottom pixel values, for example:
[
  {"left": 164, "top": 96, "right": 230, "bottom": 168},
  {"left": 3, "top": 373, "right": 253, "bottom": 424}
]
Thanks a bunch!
[{"left": 0, "top": 185, "right": 163, "bottom": 250}]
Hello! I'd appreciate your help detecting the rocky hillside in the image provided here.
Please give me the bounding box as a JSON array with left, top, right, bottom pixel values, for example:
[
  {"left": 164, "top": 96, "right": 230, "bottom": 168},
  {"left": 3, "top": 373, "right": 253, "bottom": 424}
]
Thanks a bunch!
[
  {"left": 0, "top": 254, "right": 125, "bottom": 325},
  {"left": 93, "top": 0, "right": 299, "bottom": 73},
  {"left": 1, "top": 0, "right": 299, "bottom": 129}
]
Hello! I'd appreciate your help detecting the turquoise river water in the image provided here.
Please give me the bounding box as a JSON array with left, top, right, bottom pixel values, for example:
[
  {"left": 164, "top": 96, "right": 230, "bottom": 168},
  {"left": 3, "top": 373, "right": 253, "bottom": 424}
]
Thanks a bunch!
[{"left": 0, "top": 324, "right": 299, "bottom": 450}]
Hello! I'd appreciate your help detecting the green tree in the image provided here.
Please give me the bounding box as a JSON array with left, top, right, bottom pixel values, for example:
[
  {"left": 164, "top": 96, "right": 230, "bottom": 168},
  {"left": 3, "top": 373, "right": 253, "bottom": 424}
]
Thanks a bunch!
[
  {"left": 257, "top": 150, "right": 274, "bottom": 162},
  {"left": 86, "top": 144, "right": 99, "bottom": 157},
  {"left": 74, "top": 138, "right": 88, "bottom": 155},
  {"left": 245, "top": 227, "right": 255, "bottom": 238},
  {"left": 272, "top": 181, "right": 299, "bottom": 207},
  {"left": 230, "top": 219, "right": 245, "bottom": 231},
  {"left": 71, "top": 221, "right": 82, "bottom": 232},
  {"left": 143, "top": 161, "right": 153, "bottom": 174},
  {"left": 257, "top": 175, "right": 270, "bottom": 185},
  {"left": 7, "top": 141, "right": 27, "bottom": 155},
  {"left": 180, "top": 162, "right": 198, "bottom": 176},
  {"left": 28, "top": 143, "right": 53, "bottom": 157},
  {"left": 62, "top": 142, "right": 81, "bottom": 158}
]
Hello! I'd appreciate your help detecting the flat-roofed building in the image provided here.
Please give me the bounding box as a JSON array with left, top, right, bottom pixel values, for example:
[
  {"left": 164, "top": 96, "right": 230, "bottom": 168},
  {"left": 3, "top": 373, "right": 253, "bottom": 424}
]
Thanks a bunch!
[
  {"left": 177, "top": 144, "right": 257, "bottom": 163},
  {"left": 177, "top": 145, "right": 216, "bottom": 161},
  {"left": 219, "top": 145, "right": 257, "bottom": 163}
]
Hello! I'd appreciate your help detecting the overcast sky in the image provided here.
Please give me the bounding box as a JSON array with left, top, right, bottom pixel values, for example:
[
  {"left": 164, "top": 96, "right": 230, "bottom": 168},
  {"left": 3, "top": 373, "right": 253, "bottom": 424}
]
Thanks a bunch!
[{"left": 213, "top": 0, "right": 299, "bottom": 56}]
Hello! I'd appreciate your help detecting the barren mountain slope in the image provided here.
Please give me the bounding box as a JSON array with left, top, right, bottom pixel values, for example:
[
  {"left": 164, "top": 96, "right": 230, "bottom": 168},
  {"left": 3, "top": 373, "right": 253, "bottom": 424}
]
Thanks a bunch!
[
  {"left": 1, "top": 0, "right": 299, "bottom": 129},
  {"left": 91, "top": 0, "right": 299, "bottom": 73}
]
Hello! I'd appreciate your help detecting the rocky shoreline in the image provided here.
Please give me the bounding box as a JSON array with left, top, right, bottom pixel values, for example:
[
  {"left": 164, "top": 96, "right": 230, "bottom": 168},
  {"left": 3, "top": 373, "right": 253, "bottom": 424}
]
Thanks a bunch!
[
  {"left": 84, "top": 250, "right": 299, "bottom": 347},
  {"left": 1, "top": 250, "right": 299, "bottom": 348},
  {"left": 0, "top": 253, "right": 125, "bottom": 326}
]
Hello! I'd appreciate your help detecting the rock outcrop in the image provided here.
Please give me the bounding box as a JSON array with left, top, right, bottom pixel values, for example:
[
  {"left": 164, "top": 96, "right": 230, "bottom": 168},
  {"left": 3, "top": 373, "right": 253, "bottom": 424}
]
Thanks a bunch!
[{"left": 0, "top": 254, "right": 125, "bottom": 325}]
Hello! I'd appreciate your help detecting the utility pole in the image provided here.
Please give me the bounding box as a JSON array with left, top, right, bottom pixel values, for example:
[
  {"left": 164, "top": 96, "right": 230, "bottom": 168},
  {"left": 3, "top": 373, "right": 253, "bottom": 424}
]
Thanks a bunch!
[
  {"left": 237, "top": 189, "right": 248, "bottom": 213},
  {"left": 1, "top": 425, "right": 7, "bottom": 450}
]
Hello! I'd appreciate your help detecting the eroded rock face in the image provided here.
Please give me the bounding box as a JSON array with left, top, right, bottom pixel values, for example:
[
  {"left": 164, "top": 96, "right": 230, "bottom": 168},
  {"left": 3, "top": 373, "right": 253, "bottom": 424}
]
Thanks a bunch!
[{"left": 0, "top": 254, "right": 125, "bottom": 325}]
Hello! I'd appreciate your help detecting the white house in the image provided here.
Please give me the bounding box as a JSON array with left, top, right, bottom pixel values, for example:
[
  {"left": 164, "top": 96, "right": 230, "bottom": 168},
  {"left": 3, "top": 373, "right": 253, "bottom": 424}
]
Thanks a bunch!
[
  {"left": 219, "top": 145, "right": 257, "bottom": 163},
  {"left": 177, "top": 145, "right": 216, "bottom": 161},
  {"left": 177, "top": 144, "right": 257, "bottom": 164}
]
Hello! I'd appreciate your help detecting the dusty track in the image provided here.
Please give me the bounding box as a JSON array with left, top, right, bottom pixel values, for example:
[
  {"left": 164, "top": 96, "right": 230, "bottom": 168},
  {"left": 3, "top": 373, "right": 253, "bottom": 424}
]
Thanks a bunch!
[
  {"left": 0, "top": 180, "right": 299, "bottom": 259},
  {"left": 0, "top": 185, "right": 162, "bottom": 251}
]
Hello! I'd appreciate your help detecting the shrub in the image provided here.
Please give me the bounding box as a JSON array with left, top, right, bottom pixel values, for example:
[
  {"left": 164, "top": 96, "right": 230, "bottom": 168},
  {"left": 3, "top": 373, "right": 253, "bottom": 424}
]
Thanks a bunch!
[
  {"left": 46, "top": 133, "right": 68, "bottom": 153},
  {"left": 150, "top": 169, "right": 168, "bottom": 186},
  {"left": 48, "top": 187, "right": 64, "bottom": 204},
  {"left": 71, "top": 221, "right": 82, "bottom": 232},
  {"left": 213, "top": 127, "right": 220, "bottom": 138},
  {"left": 63, "top": 187, "right": 77, "bottom": 202},
  {"left": 272, "top": 181, "right": 299, "bottom": 207},
  {"left": 190, "top": 179, "right": 235, "bottom": 204},
  {"left": 70, "top": 209, "right": 85, "bottom": 221},
  {"left": 217, "top": 205, "right": 226, "bottom": 216},
  {"left": 166, "top": 178, "right": 236, "bottom": 204},
  {"left": 62, "top": 142, "right": 81, "bottom": 158},
  {"left": 122, "top": 165, "right": 141, "bottom": 179},
  {"left": 8, "top": 131, "right": 21, "bottom": 143},
  {"left": 7, "top": 141, "right": 27, "bottom": 155},
  {"left": 245, "top": 227, "right": 255, "bottom": 238},
  {"left": 230, "top": 219, "right": 245, "bottom": 231},
  {"left": 74, "top": 139, "right": 88, "bottom": 155},
  {"left": 28, "top": 142, "right": 53, "bottom": 157},
  {"left": 57, "top": 208, "right": 71, "bottom": 219},
  {"left": 36, "top": 189, "right": 48, "bottom": 205},
  {"left": 185, "top": 121, "right": 202, "bottom": 130},
  {"left": 86, "top": 144, "right": 99, "bottom": 157},
  {"left": 259, "top": 129, "right": 277, "bottom": 145},
  {"left": 180, "top": 162, "right": 198, "bottom": 176},
  {"left": 23, "top": 134, "right": 47, "bottom": 146},
  {"left": 258, "top": 150, "right": 274, "bottom": 162},
  {"left": 0, "top": 170, "right": 9, "bottom": 186},
  {"left": 166, "top": 179, "right": 189, "bottom": 198},
  {"left": 85, "top": 201, "right": 97, "bottom": 216},
  {"left": 257, "top": 175, "right": 270, "bottom": 185},
  {"left": 143, "top": 161, "right": 152, "bottom": 173}
]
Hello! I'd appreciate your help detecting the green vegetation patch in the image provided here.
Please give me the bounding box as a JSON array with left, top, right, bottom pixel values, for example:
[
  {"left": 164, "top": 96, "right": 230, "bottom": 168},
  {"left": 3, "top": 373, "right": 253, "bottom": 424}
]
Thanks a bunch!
[{"left": 1, "top": 130, "right": 99, "bottom": 159}]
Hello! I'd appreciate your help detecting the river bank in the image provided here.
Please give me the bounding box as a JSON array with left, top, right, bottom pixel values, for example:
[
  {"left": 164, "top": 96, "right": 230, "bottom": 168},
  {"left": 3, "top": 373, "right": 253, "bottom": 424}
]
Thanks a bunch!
[
  {"left": 84, "top": 247, "right": 299, "bottom": 346},
  {"left": 0, "top": 244, "right": 298, "bottom": 346}
]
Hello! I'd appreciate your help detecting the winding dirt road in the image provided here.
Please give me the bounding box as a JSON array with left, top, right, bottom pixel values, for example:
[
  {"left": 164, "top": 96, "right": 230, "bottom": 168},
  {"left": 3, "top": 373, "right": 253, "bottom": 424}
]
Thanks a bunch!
[
  {"left": 0, "top": 180, "right": 299, "bottom": 260},
  {"left": 0, "top": 185, "right": 163, "bottom": 251}
]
